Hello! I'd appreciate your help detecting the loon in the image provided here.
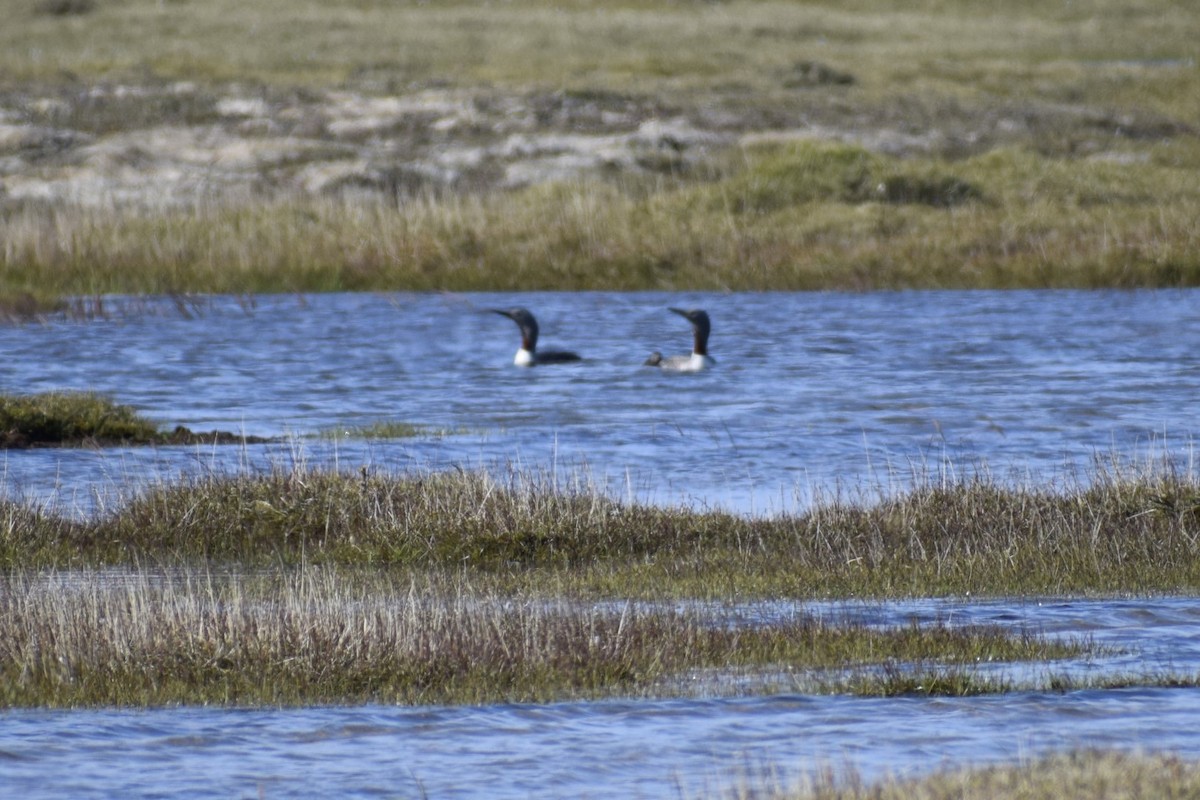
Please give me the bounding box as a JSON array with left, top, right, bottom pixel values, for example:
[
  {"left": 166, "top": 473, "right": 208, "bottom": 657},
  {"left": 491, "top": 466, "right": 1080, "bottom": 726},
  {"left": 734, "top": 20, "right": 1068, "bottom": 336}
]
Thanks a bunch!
[
  {"left": 492, "top": 307, "right": 582, "bottom": 366},
  {"left": 644, "top": 307, "right": 716, "bottom": 372}
]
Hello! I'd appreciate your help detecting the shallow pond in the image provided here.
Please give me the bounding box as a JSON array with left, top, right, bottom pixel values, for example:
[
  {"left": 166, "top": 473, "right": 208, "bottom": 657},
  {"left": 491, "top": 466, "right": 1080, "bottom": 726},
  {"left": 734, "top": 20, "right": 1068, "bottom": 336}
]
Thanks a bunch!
[
  {"left": 2, "top": 289, "right": 1198, "bottom": 512},
  {"left": 2, "top": 290, "right": 1200, "bottom": 796}
]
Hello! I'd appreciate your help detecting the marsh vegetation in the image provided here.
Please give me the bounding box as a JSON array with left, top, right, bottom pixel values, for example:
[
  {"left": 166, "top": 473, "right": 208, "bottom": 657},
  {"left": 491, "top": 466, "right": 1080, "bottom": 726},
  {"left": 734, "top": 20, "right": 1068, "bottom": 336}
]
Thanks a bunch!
[
  {"left": 0, "top": 566, "right": 1092, "bottom": 707},
  {"left": 3, "top": 1, "right": 1199, "bottom": 788},
  {"left": 2, "top": 461, "right": 1199, "bottom": 706},
  {"left": 0, "top": 391, "right": 273, "bottom": 447},
  {"left": 6, "top": 461, "right": 1198, "bottom": 598},
  {"left": 763, "top": 750, "right": 1200, "bottom": 800},
  {"left": 0, "top": 391, "right": 441, "bottom": 448},
  {"left": 1, "top": 0, "right": 1198, "bottom": 308}
]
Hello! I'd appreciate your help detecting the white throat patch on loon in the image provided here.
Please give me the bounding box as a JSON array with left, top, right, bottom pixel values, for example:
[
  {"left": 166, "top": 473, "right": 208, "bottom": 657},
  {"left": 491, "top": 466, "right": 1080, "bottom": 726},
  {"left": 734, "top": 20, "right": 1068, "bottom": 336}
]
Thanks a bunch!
[{"left": 492, "top": 307, "right": 582, "bottom": 366}]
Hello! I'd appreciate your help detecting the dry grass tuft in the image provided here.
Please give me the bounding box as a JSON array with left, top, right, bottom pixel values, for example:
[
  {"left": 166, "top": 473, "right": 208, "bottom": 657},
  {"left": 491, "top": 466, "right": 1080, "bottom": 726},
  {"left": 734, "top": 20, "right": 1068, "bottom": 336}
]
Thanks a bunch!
[
  {"left": 0, "top": 566, "right": 1086, "bottom": 707},
  {"left": 758, "top": 750, "right": 1200, "bottom": 800}
]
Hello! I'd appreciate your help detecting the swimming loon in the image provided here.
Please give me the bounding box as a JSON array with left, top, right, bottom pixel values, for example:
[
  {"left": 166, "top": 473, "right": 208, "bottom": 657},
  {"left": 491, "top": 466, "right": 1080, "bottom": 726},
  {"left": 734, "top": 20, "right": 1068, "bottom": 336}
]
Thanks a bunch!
[
  {"left": 644, "top": 307, "right": 716, "bottom": 372},
  {"left": 492, "top": 307, "right": 582, "bottom": 366}
]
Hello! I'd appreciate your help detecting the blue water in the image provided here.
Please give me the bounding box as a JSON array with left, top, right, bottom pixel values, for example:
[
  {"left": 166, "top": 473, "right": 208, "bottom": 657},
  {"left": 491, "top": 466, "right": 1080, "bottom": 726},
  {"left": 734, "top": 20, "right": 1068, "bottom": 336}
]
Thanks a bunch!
[
  {"left": 2, "top": 289, "right": 1198, "bottom": 513},
  {"left": 3, "top": 290, "right": 1200, "bottom": 797},
  {"left": 2, "top": 597, "right": 1200, "bottom": 799}
]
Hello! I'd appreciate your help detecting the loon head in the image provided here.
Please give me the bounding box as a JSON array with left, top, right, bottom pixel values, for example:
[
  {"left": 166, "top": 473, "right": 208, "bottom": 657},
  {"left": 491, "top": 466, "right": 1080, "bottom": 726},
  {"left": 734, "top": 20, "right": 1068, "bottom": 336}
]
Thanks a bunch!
[
  {"left": 493, "top": 307, "right": 540, "bottom": 352},
  {"left": 644, "top": 308, "right": 715, "bottom": 371},
  {"left": 669, "top": 307, "right": 711, "bottom": 356},
  {"left": 492, "top": 307, "right": 581, "bottom": 366}
]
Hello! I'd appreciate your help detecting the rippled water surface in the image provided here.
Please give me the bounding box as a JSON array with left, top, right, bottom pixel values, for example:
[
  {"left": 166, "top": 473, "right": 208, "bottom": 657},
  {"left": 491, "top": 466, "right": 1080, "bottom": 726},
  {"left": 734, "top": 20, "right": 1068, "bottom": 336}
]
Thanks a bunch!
[
  {"left": 3, "top": 290, "right": 1200, "bottom": 797},
  {"left": 3, "top": 597, "right": 1200, "bottom": 799},
  {"left": 2, "top": 289, "right": 1199, "bottom": 511}
]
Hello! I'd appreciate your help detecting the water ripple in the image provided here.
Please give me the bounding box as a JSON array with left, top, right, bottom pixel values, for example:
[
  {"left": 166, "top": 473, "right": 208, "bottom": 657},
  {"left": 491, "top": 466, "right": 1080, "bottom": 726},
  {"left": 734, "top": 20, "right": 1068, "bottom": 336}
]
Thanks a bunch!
[
  {"left": 0, "top": 598, "right": 1198, "bottom": 797},
  {"left": 3, "top": 290, "right": 1200, "bottom": 514},
  {"left": 3, "top": 292, "right": 1200, "bottom": 795}
]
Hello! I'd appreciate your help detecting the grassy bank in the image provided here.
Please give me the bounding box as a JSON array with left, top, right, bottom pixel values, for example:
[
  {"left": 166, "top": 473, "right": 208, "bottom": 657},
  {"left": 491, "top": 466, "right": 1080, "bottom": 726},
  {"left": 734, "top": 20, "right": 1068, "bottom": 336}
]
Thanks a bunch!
[
  {"left": 2, "top": 0, "right": 1198, "bottom": 299},
  {"left": 4, "top": 462, "right": 1199, "bottom": 596},
  {"left": 5, "top": 0, "right": 1196, "bottom": 113},
  {"left": 4, "top": 141, "right": 1200, "bottom": 297}
]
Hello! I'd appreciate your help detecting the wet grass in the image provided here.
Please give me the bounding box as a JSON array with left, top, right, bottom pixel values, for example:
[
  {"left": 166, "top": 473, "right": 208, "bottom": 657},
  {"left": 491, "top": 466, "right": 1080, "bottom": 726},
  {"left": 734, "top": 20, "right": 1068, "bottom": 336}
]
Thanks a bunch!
[
  {"left": 317, "top": 420, "right": 455, "bottom": 442},
  {"left": 0, "top": 566, "right": 1087, "bottom": 708},
  {"left": 2, "top": 462, "right": 1197, "bottom": 706},
  {"left": 834, "top": 665, "right": 1200, "bottom": 698},
  {"left": 761, "top": 750, "right": 1200, "bottom": 800},
  {"left": 4, "top": 461, "right": 1200, "bottom": 596},
  {"left": 0, "top": 391, "right": 270, "bottom": 448}
]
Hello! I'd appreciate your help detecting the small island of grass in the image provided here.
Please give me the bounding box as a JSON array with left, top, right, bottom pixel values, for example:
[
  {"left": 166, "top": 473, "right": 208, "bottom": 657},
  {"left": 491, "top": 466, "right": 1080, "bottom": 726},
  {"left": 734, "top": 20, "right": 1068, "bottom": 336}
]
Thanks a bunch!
[
  {"left": 0, "top": 391, "right": 270, "bottom": 448},
  {"left": 0, "top": 391, "right": 443, "bottom": 449}
]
